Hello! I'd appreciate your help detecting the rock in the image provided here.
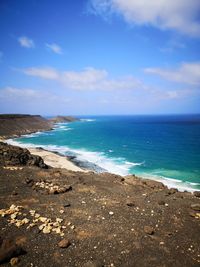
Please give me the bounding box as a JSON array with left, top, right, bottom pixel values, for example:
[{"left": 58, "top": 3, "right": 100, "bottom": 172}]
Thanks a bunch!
[
  {"left": 126, "top": 201, "right": 135, "bottom": 207},
  {"left": 58, "top": 239, "right": 71, "bottom": 248},
  {"left": 142, "top": 179, "right": 166, "bottom": 190},
  {"left": 189, "top": 211, "right": 197, "bottom": 217},
  {"left": 0, "top": 238, "right": 23, "bottom": 264},
  {"left": 0, "top": 142, "right": 48, "bottom": 168},
  {"left": 58, "top": 185, "right": 72, "bottom": 193},
  {"left": 10, "top": 257, "right": 20, "bottom": 266},
  {"left": 169, "top": 188, "right": 178, "bottom": 194},
  {"left": 63, "top": 203, "right": 71, "bottom": 208},
  {"left": 191, "top": 204, "right": 200, "bottom": 211},
  {"left": 144, "top": 226, "right": 154, "bottom": 235},
  {"left": 25, "top": 178, "right": 34, "bottom": 187},
  {"left": 49, "top": 185, "right": 72, "bottom": 194},
  {"left": 193, "top": 191, "right": 200, "bottom": 198},
  {"left": 158, "top": 200, "right": 165, "bottom": 205}
]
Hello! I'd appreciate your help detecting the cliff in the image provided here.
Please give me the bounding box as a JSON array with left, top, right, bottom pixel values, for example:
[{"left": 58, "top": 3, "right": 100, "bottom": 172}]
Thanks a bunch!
[
  {"left": 0, "top": 114, "right": 53, "bottom": 138},
  {"left": 49, "top": 115, "right": 79, "bottom": 123}
]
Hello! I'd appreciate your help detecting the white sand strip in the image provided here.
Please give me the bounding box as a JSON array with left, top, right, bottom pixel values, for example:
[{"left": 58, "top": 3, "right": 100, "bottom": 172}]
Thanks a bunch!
[{"left": 29, "top": 148, "right": 86, "bottom": 172}]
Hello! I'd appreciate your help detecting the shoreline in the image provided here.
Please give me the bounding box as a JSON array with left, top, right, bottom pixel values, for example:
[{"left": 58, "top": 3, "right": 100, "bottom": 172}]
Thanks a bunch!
[
  {"left": 1, "top": 119, "right": 199, "bottom": 192},
  {"left": 1, "top": 137, "right": 86, "bottom": 173},
  {"left": 4, "top": 136, "right": 200, "bottom": 193}
]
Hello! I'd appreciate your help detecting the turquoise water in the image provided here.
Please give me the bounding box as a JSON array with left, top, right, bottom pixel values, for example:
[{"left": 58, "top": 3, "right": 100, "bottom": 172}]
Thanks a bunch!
[{"left": 9, "top": 115, "right": 200, "bottom": 191}]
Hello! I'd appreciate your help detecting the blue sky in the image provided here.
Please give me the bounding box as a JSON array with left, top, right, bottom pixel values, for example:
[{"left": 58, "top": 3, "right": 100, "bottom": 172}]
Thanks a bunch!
[{"left": 0, "top": 0, "right": 200, "bottom": 115}]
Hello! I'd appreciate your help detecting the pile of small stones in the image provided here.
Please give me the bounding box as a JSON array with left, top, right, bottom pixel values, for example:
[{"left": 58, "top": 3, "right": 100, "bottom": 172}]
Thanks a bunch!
[
  {"left": 34, "top": 180, "right": 72, "bottom": 194},
  {"left": 0, "top": 204, "right": 69, "bottom": 237}
]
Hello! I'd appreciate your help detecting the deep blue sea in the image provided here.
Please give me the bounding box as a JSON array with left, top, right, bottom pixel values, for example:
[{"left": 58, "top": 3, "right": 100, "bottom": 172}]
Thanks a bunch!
[{"left": 9, "top": 115, "right": 200, "bottom": 191}]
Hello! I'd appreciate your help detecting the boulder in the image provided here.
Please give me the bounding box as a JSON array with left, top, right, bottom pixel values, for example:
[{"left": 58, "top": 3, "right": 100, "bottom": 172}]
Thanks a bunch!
[{"left": 58, "top": 239, "right": 71, "bottom": 248}]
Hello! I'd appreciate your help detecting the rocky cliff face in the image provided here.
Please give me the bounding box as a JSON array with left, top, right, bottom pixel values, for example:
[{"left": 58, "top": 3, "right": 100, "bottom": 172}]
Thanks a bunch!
[
  {"left": 0, "top": 142, "right": 48, "bottom": 168},
  {"left": 0, "top": 114, "right": 52, "bottom": 138}
]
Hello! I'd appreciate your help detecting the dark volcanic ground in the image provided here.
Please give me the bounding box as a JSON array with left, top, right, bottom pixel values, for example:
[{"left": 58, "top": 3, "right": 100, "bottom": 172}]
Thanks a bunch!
[{"left": 0, "top": 143, "right": 200, "bottom": 267}]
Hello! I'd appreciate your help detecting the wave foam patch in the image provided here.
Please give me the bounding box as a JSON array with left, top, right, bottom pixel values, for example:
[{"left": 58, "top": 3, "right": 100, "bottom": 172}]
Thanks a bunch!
[
  {"left": 138, "top": 173, "right": 200, "bottom": 192},
  {"left": 73, "top": 150, "right": 139, "bottom": 175},
  {"left": 125, "top": 161, "right": 144, "bottom": 167},
  {"left": 81, "top": 119, "right": 96, "bottom": 122}
]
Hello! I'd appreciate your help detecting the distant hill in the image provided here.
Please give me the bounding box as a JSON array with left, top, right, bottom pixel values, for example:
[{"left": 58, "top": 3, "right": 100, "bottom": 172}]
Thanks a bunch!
[
  {"left": 0, "top": 114, "right": 53, "bottom": 138},
  {"left": 49, "top": 116, "right": 79, "bottom": 123}
]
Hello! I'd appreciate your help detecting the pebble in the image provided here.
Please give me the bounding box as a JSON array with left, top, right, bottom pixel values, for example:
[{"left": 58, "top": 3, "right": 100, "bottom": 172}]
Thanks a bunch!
[
  {"left": 191, "top": 204, "right": 200, "bottom": 211},
  {"left": 144, "top": 226, "right": 154, "bottom": 235},
  {"left": 109, "top": 211, "right": 114, "bottom": 215},
  {"left": 126, "top": 201, "right": 135, "bottom": 207},
  {"left": 10, "top": 257, "right": 20, "bottom": 266},
  {"left": 158, "top": 200, "right": 165, "bottom": 205},
  {"left": 63, "top": 203, "right": 71, "bottom": 208},
  {"left": 58, "top": 239, "right": 71, "bottom": 248}
]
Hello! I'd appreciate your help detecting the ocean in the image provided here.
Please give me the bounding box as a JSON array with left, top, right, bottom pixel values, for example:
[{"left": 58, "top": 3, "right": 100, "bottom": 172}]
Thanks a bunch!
[{"left": 8, "top": 115, "right": 200, "bottom": 192}]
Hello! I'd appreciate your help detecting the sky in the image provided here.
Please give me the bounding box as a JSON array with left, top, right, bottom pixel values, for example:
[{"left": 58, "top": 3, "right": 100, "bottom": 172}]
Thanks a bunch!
[{"left": 0, "top": 0, "right": 200, "bottom": 115}]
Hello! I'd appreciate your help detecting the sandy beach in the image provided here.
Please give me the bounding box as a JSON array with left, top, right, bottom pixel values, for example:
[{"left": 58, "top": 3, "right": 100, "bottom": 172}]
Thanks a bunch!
[{"left": 28, "top": 147, "right": 85, "bottom": 172}]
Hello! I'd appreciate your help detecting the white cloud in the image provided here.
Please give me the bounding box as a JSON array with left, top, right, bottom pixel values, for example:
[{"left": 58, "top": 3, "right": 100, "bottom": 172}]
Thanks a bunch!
[
  {"left": 89, "top": 0, "right": 200, "bottom": 37},
  {"left": 0, "top": 87, "right": 70, "bottom": 113},
  {"left": 144, "top": 62, "right": 200, "bottom": 85},
  {"left": 0, "top": 87, "right": 70, "bottom": 103},
  {"left": 22, "top": 66, "right": 142, "bottom": 91},
  {"left": 18, "top": 36, "right": 35, "bottom": 48},
  {"left": 0, "top": 87, "right": 39, "bottom": 99},
  {"left": 23, "top": 67, "right": 59, "bottom": 80},
  {"left": 46, "top": 43, "right": 63, "bottom": 54}
]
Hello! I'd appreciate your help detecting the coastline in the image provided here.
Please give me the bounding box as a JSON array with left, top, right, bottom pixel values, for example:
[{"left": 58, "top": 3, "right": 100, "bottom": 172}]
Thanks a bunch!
[
  {"left": 5, "top": 135, "right": 200, "bottom": 192},
  {"left": 1, "top": 137, "right": 86, "bottom": 173},
  {"left": 1, "top": 115, "right": 199, "bottom": 192}
]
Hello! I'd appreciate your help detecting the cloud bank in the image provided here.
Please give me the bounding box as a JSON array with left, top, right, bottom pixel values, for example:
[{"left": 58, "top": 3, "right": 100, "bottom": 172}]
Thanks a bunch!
[
  {"left": 144, "top": 62, "right": 200, "bottom": 85},
  {"left": 22, "top": 66, "right": 143, "bottom": 91},
  {"left": 89, "top": 0, "right": 200, "bottom": 37}
]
